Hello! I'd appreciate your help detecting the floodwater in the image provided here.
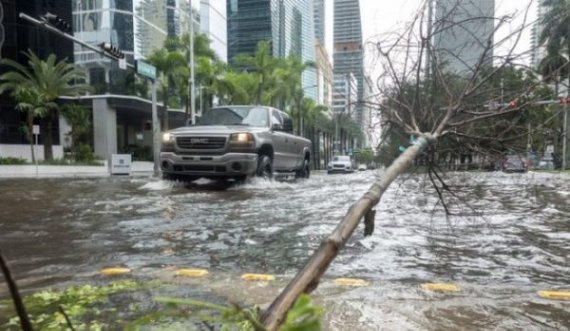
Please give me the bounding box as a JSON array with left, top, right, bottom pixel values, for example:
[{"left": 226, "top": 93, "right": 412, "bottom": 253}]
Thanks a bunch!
[{"left": 0, "top": 171, "right": 569, "bottom": 330}]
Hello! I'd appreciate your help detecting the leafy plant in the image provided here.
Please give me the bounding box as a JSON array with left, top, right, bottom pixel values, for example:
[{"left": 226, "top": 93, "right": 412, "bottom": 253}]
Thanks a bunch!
[
  {"left": 125, "top": 294, "right": 322, "bottom": 331},
  {"left": 0, "top": 157, "right": 28, "bottom": 165},
  {"left": 0, "top": 280, "right": 145, "bottom": 331}
]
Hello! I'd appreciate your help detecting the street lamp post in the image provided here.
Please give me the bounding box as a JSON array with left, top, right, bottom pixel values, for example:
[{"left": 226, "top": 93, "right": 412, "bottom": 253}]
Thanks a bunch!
[
  {"left": 189, "top": 0, "right": 196, "bottom": 125},
  {"left": 562, "top": 99, "right": 568, "bottom": 170}
]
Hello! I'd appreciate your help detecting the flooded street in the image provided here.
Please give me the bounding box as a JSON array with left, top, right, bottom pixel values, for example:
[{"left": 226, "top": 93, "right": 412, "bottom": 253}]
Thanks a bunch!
[{"left": 0, "top": 171, "right": 569, "bottom": 329}]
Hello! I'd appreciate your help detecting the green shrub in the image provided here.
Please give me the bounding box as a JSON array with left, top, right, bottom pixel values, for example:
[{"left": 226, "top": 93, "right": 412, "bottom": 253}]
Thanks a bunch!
[
  {"left": 74, "top": 143, "right": 95, "bottom": 162},
  {"left": 0, "top": 157, "right": 28, "bottom": 165}
]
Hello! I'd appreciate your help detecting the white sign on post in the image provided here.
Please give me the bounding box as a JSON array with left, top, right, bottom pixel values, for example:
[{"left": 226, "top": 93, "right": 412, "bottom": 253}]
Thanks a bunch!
[
  {"left": 32, "top": 125, "right": 40, "bottom": 135},
  {"left": 118, "top": 58, "right": 127, "bottom": 70},
  {"left": 110, "top": 154, "right": 132, "bottom": 175}
]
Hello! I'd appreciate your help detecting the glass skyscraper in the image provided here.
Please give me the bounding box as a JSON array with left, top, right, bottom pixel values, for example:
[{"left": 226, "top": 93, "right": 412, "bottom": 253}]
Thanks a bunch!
[
  {"left": 313, "top": 0, "right": 324, "bottom": 43},
  {"left": 433, "top": 0, "right": 495, "bottom": 75},
  {"left": 333, "top": 0, "right": 364, "bottom": 125},
  {"left": 73, "top": 0, "right": 194, "bottom": 93},
  {"left": 200, "top": 0, "right": 228, "bottom": 62},
  {"left": 227, "top": 0, "right": 316, "bottom": 99}
]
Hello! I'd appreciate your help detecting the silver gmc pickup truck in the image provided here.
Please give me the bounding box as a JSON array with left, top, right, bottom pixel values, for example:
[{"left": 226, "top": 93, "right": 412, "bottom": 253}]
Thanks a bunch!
[{"left": 160, "top": 105, "right": 311, "bottom": 182}]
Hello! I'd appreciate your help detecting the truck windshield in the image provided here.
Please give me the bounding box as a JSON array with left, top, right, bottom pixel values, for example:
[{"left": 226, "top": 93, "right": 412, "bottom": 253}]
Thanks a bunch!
[{"left": 198, "top": 107, "right": 269, "bottom": 127}]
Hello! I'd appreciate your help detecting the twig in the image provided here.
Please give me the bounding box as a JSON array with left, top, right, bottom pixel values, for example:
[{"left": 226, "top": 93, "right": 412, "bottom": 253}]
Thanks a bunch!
[
  {"left": 0, "top": 250, "right": 34, "bottom": 331},
  {"left": 58, "top": 306, "right": 76, "bottom": 331}
]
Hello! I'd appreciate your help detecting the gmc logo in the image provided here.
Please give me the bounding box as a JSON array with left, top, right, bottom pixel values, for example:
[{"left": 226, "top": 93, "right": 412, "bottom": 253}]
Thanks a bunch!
[{"left": 190, "top": 138, "right": 209, "bottom": 144}]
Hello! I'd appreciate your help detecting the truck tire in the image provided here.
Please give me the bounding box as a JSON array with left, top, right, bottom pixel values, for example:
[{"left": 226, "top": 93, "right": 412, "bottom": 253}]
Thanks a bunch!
[
  {"left": 295, "top": 158, "right": 310, "bottom": 179},
  {"left": 256, "top": 155, "right": 273, "bottom": 179}
]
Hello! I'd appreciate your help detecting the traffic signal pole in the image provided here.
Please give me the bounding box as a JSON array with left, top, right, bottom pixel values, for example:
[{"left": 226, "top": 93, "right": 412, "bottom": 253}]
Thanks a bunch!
[
  {"left": 563, "top": 102, "right": 568, "bottom": 170},
  {"left": 19, "top": 11, "right": 161, "bottom": 177}
]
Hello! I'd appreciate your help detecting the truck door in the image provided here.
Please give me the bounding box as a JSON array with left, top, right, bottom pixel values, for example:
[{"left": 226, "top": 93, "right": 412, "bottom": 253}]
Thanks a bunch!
[
  {"left": 269, "top": 109, "right": 290, "bottom": 171},
  {"left": 280, "top": 112, "right": 301, "bottom": 169}
]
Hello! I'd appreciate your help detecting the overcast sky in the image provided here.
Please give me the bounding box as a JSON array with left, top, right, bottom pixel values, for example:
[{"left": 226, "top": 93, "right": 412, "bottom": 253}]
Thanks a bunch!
[{"left": 324, "top": 0, "right": 539, "bottom": 76}]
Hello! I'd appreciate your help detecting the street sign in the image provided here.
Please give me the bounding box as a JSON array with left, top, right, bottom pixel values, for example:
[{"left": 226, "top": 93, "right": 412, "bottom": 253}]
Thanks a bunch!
[
  {"left": 118, "top": 58, "right": 127, "bottom": 70},
  {"left": 135, "top": 60, "right": 156, "bottom": 80},
  {"left": 32, "top": 125, "right": 40, "bottom": 135}
]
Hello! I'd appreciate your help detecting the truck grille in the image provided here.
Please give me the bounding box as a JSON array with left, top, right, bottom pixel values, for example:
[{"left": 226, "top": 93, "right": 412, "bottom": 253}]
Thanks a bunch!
[{"left": 176, "top": 136, "right": 226, "bottom": 150}]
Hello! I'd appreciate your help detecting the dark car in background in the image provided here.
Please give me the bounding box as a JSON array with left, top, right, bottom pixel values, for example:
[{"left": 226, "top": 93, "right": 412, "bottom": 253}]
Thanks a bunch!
[{"left": 501, "top": 154, "right": 528, "bottom": 173}]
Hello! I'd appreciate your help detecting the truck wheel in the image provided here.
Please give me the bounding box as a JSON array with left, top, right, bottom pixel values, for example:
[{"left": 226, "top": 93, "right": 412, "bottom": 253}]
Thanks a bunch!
[
  {"left": 256, "top": 155, "right": 273, "bottom": 179},
  {"left": 295, "top": 159, "right": 310, "bottom": 179}
]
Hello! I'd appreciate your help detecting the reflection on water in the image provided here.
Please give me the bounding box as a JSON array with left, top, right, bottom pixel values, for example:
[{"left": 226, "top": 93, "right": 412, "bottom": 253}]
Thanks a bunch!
[{"left": 0, "top": 171, "right": 569, "bottom": 329}]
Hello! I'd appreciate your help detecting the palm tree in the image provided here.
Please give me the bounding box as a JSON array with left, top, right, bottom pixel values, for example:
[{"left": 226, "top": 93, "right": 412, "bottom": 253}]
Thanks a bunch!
[
  {"left": 60, "top": 104, "right": 92, "bottom": 151},
  {"left": 147, "top": 44, "right": 187, "bottom": 130},
  {"left": 540, "top": 0, "right": 570, "bottom": 87},
  {"left": 0, "top": 51, "right": 90, "bottom": 161},
  {"left": 540, "top": 0, "right": 570, "bottom": 168},
  {"left": 235, "top": 41, "right": 278, "bottom": 105}
]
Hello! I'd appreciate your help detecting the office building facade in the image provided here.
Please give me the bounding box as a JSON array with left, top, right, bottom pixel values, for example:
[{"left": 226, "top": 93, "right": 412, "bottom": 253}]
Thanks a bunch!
[
  {"left": 315, "top": 40, "right": 333, "bottom": 116},
  {"left": 227, "top": 0, "right": 316, "bottom": 99},
  {"left": 200, "top": 0, "right": 227, "bottom": 62},
  {"left": 0, "top": 0, "right": 73, "bottom": 160},
  {"left": 433, "top": 0, "right": 495, "bottom": 75},
  {"left": 333, "top": 73, "right": 357, "bottom": 119},
  {"left": 333, "top": 0, "right": 364, "bottom": 126},
  {"left": 313, "top": 0, "right": 324, "bottom": 43}
]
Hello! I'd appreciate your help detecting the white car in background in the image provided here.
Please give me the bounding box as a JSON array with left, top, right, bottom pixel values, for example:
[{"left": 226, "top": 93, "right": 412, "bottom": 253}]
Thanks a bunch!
[
  {"left": 358, "top": 164, "right": 367, "bottom": 171},
  {"left": 327, "top": 155, "right": 355, "bottom": 174}
]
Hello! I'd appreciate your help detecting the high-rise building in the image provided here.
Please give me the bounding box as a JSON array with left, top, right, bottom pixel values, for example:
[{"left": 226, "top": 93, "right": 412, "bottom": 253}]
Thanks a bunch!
[
  {"left": 433, "top": 0, "right": 495, "bottom": 75},
  {"left": 71, "top": 0, "right": 197, "bottom": 159},
  {"left": 313, "top": 0, "right": 325, "bottom": 43},
  {"left": 315, "top": 40, "right": 333, "bottom": 116},
  {"left": 333, "top": 73, "right": 358, "bottom": 119},
  {"left": 200, "top": 0, "right": 228, "bottom": 62},
  {"left": 0, "top": 0, "right": 73, "bottom": 160},
  {"left": 74, "top": 0, "right": 194, "bottom": 89},
  {"left": 227, "top": 0, "right": 316, "bottom": 99},
  {"left": 333, "top": 0, "right": 364, "bottom": 126}
]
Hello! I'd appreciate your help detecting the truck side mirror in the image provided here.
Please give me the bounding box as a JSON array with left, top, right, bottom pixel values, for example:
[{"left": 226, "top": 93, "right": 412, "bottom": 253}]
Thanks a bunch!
[
  {"left": 271, "top": 123, "right": 283, "bottom": 131},
  {"left": 283, "top": 118, "right": 293, "bottom": 133}
]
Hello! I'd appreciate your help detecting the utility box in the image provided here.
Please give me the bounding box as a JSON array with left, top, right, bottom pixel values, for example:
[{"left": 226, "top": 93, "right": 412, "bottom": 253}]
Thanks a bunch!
[{"left": 110, "top": 154, "right": 132, "bottom": 175}]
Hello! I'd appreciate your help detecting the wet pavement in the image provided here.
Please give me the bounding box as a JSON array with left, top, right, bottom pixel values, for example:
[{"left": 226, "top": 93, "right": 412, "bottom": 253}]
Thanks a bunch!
[{"left": 0, "top": 171, "right": 569, "bottom": 329}]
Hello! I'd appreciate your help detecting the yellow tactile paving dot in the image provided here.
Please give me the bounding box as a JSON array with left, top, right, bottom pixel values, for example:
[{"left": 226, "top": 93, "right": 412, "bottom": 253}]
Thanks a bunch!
[
  {"left": 99, "top": 267, "right": 131, "bottom": 276},
  {"left": 538, "top": 290, "right": 570, "bottom": 300},
  {"left": 175, "top": 268, "right": 209, "bottom": 278},
  {"left": 421, "top": 283, "right": 460, "bottom": 292},
  {"left": 333, "top": 278, "right": 370, "bottom": 287},
  {"left": 240, "top": 273, "right": 275, "bottom": 281}
]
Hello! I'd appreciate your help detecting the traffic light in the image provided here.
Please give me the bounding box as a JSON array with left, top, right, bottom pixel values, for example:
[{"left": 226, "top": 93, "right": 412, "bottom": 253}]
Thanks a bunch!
[
  {"left": 42, "top": 12, "right": 71, "bottom": 33},
  {"left": 99, "top": 42, "right": 125, "bottom": 59}
]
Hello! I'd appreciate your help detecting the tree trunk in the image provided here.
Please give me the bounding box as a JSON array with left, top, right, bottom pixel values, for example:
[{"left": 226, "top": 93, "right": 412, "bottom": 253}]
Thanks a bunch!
[
  {"left": 27, "top": 110, "right": 35, "bottom": 164},
  {"left": 261, "top": 134, "right": 434, "bottom": 330},
  {"left": 42, "top": 111, "right": 55, "bottom": 161}
]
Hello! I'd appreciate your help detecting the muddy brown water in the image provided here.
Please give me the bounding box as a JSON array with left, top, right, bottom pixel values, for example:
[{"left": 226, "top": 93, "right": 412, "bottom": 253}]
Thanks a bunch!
[{"left": 0, "top": 171, "right": 568, "bottom": 329}]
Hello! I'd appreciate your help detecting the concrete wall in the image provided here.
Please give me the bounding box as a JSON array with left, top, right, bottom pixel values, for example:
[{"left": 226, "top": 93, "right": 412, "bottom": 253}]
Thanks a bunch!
[{"left": 0, "top": 144, "right": 64, "bottom": 161}]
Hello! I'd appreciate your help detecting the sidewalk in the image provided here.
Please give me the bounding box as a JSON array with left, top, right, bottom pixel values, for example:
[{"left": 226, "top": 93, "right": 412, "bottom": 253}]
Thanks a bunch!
[{"left": 0, "top": 161, "right": 154, "bottom": 178}]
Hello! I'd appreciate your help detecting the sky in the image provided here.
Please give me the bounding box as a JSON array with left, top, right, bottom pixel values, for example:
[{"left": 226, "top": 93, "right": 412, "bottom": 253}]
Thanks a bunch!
[
  {"left": 324, "top": 0, "right": 539, "bottom": 81},
  {"left": 323, "top": 0, "right": 540, "bottom": 146}
]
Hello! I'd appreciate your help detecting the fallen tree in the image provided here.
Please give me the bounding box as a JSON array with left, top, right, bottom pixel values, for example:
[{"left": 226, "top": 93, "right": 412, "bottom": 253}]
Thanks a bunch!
[{"left": 261, "top": 0, "right": 558, "bottom": 329}]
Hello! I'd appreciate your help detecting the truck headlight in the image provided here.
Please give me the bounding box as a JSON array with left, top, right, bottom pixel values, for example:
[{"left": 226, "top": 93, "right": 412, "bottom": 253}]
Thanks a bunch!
[
  {"left": 162, "top": 133, "right": 174, "bottom": 143},
  {"left": 229, "top": 132, "right": 253, "bottom": 143},
  {"left": 228, "top": 133, "right": 254, "bottom": 151}
]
